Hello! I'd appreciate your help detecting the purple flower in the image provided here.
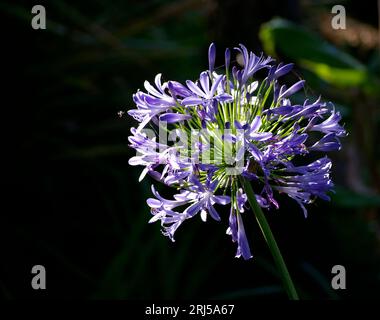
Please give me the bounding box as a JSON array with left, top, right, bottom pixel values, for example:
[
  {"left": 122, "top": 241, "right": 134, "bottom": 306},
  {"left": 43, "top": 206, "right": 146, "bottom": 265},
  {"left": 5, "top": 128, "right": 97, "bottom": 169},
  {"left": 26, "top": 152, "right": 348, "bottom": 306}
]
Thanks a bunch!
[
  {"left": 128, "top": 74, "right": 177, "bottom": 131},
  {"left": 147, "top": 174, "right": 231, "bottom": 240},
  {"left": 226, "top": 189, "right": 252, "bottom": 260},
  {"left": 182, "top": 72, "right": 232, "bottom": 121},
  {"left": 309, "top": 108, "right": 346, "bottom": 137},
  {"left": 274, "top": 63, "right": 294, "bottom": 79},
  {"left": 231, "top": 117, "right": 272, "bottom": 163},
  {"left": 236, "top": 188, "right": 248, "bottom": 213},
  {"left": 208, "top": 43, "right": 216, "bottom": 73},
  {"left": 127, "top": 43, "right": 346, "bottom": 259},
  {"left": 184, "top": 174, "right": 231, "bottom": 221},
  {"left": 168, "top": 81, "right": 192, "bottom": 98},
  {"left": 159, "top": 113, "right": 192, "bottom": 123},
  {"left": 236, "top": 214, "right": 252, "bottom": 259},
  {"left": 274, "top": 157, "right": 333, "bottom": 217},
  {"left": 225, "top": 48, "right": 231, "bottom": 70},
  {"left": 310, "top": 133, "right": 341, "bottom": 151},
  {"left": 279, "top": 80, "right": 305, "bottom": 100},
  {"left": 235, "top": 44, "right": 273, "bottom": 85}
]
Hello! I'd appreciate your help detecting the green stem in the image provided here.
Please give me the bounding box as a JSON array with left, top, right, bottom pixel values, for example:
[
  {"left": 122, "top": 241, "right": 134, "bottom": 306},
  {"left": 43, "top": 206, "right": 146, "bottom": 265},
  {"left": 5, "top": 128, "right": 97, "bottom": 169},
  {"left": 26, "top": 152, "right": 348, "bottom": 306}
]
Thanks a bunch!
[{"left": 239, "top": 176, "right": 299, "bottom": 300}]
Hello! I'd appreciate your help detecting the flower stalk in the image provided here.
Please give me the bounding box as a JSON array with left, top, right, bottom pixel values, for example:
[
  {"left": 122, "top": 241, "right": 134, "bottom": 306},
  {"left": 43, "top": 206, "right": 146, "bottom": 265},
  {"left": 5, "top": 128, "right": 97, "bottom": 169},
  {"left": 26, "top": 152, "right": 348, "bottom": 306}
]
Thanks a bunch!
[{"left": 240, "top": 176, "right": 299, "bottom": 300}]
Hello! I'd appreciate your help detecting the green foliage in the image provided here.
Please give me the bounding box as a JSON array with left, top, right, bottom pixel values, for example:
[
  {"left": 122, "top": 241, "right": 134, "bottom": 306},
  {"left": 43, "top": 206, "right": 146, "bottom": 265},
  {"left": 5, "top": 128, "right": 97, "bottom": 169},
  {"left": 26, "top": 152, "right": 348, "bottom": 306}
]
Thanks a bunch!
[{"left": 259, "top": 18, "right": 379, "bottom": 94}]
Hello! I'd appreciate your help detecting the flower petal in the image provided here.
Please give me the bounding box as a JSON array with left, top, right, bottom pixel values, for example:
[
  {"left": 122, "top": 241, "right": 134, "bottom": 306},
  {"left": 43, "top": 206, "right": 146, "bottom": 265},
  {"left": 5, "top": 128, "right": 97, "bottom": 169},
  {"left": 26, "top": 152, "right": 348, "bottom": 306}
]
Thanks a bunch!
[
  {"left": 186, "top": 80, "right": 206, "bottom": 97},
  {"left": 208, "top": 42, "right": 216, "bottom": 72},
  {"left": 213, "top": 195, "right": 231, "bottom": 205},
  {"left": 159, "top": 113, "right": 191, "bottom": 123},
  {"left": 181, "top": 96, "right": 203, "bottom": 106},
  {"left": 280, "top": 80, "right": 305, "bottom": 99},
  {"left": 199, "top": 71, "right": 210, "bottom": 94},
  {"left": 207, "top": 204, "right": 221, "bottom": 221},
  {"left": 236, "top": 214, "right": 252, "bottom": 260}
]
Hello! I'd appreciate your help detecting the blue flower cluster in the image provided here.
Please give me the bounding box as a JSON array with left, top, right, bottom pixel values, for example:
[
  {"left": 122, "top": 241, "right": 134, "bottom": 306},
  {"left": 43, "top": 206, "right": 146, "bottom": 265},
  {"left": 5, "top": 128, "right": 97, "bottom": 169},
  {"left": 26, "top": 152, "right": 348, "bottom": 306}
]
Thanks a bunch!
[{"left": 128, "top": 43, "right": 345, "bottom": 259}]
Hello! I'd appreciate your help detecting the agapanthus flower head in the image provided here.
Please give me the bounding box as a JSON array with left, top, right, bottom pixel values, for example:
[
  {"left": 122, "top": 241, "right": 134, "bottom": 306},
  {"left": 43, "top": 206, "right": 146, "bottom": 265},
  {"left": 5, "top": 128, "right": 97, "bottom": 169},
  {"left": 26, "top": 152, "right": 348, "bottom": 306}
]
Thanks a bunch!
[{"left": 127, "top": 43, "right": 346, "bottom": 260}]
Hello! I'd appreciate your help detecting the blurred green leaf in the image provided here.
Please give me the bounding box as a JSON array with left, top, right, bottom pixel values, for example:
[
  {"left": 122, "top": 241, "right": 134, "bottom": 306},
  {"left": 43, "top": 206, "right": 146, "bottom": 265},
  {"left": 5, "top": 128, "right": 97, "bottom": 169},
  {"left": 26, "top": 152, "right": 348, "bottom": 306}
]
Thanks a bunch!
[
  {"left": 332, "top": 186, "right": 380, "bottom": 208},
  {"left": 259, "top": 18, "right": 376, "bottom": 90},
  {"left": 300, "top": 61, "right": 367, "bottom": 87},
  {"left": 260, "top": 18, "right": 364, "bottom": 68}
]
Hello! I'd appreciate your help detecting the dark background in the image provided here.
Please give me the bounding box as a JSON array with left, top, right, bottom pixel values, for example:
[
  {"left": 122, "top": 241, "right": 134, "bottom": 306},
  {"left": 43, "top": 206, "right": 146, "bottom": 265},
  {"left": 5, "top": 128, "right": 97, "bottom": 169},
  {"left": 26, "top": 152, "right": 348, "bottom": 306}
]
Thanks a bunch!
[{"left": 2, "top": 0, "right": 380, "bottom": 299}]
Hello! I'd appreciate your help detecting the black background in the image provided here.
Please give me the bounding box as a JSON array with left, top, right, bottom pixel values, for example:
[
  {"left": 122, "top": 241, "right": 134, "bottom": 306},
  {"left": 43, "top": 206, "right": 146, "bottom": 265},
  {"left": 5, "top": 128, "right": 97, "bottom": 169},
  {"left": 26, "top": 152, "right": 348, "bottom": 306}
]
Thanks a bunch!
[{"left": 2, "top": 0, "right": 380, "bottom": 300}]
